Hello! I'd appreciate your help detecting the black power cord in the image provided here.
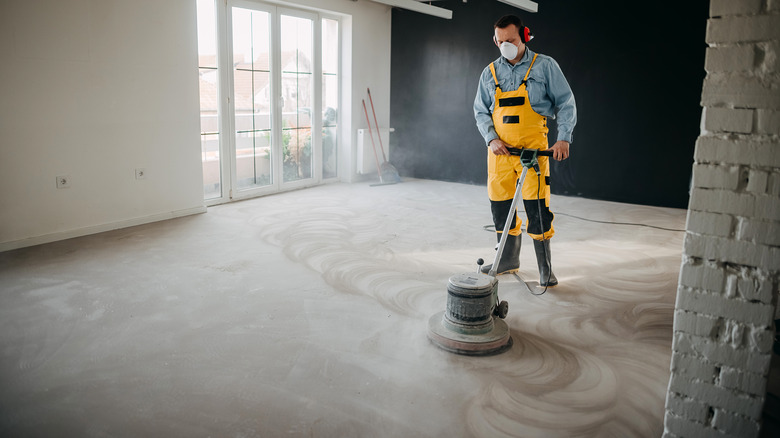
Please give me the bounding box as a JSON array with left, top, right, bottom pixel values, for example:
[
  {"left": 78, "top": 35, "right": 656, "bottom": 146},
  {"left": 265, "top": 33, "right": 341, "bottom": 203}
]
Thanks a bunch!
[
  {"left": 553, "top": 213, "right": 686, "bottom": 232},
  {"left": 483, "top": 154, "right": 686, "bottom": 296},
  {"left": 485, "top": 162, "right": 550, "bottom": 297},
  {"left": 534, "top": 165, "right": 551, "bottom": 296},
  {"left": 483, "top": 210, "right": 687, "bottom": 233}
]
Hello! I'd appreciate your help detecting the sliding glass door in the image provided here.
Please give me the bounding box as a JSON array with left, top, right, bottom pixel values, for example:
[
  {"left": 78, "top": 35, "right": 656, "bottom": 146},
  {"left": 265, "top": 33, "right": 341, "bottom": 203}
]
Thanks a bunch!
[
  {"left": 321, "top": 18, "right": 339, "bottom": 180},
  {"left": 279, "top": 13, "right": 315, "bottom": 184},
  {"left": 197, "top": 0, "right": 339, "bottom": 203},
  {"left": 230, "top": 5, "right": 274, "bottom": 191}
]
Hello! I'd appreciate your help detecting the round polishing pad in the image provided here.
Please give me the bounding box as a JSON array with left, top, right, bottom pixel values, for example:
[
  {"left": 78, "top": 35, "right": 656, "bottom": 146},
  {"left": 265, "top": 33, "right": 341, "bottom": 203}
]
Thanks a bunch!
[{"left": 427, "top": 311, "right": 512, "bottom": 356}]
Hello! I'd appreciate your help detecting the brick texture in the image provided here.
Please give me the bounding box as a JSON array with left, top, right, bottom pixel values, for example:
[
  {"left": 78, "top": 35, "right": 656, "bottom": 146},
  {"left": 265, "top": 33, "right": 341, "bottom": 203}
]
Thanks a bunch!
[
  {"left": 728, "top": 268, "right": 777, "bottom": 303},
  {"left": 757, "top": 109, "right": 780, "bottom": 134},
  {"left": 748, "top": 324, "right": 774, "bottom": 352},
  {"left": 704, "top": 107, "right": 753, "bottom": 134},
  {"left": 686, "top": 210, "right": 734, "bottom": 237},
  {"left": 679, "top": 259, "right": 726, "bottom": 292},
  {"left": 688, "top": 188, "right": 780, "bottom": 222},
  {"left": 676, "top": 287, "right": 774, "bottom": 324},
  {"left": 712, "top": 408, "right": 761, "bottom": 436},
  {"left": 758, "top": 41, "right": 780, "bottom": 72},
  {"left": 669, "top": 374, "right": 764, "bottom": 418},
  {"left": 710, "top": 0, "right": 763, "bottom": 16},
  {"left": 702, "top": 74, "right": 780, "bottom": 109},
  {"left": 705, "top": 45, "right": 755, "bottom": 72},
  {"left": 770, "top": 171, "right": 780, "bottom": 196},
  {"left": 746, "top": 169, "right": 768, "bottom": 193},
  {"left": 707, "top": 16, "right": 780, "bottom": 44},
  {"left": 736, "top": 217, "right": 780, "bottom": 245},
  {"left": 719, "top": 367, "right": 767, "bottom": 396},
  {"left": 665, "top": 391, "right": 711, "bottom": 424},
  {"left": 694, "top": 136, "right": 780, "bottom": 167},
  {"left": 683, "top": 233, "right": 780, "bottom": 270},
  {"left": 672, "top": 331, "right": 772, "bottom": 374},
  {"left": 691, "top": 163, "right": 742, "bottom": 190},
  {"left": 664, "top": 2, "right": 779, "bottom": 437}
]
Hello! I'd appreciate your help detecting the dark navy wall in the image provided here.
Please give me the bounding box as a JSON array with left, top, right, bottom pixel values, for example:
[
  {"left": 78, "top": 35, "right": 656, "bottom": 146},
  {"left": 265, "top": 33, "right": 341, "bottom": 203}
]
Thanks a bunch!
[{"left": 389, "top": 0, "right": 709, "bottom": 208}]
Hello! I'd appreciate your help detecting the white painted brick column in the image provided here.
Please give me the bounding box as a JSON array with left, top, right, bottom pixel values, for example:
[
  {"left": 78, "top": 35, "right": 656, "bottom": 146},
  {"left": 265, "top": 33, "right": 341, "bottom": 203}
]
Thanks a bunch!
[{"left": 664, "top": 1, "right": 780, "bottom": 437}]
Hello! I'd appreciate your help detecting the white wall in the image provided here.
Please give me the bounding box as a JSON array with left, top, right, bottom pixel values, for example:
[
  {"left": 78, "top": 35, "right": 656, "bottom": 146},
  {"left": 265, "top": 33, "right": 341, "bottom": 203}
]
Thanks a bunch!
[
  {"left": 0, "top": 0, "right": 394, "bottom": 251},
  {"left": 0, "top": 0, "right": 205, "bottom": 251}
]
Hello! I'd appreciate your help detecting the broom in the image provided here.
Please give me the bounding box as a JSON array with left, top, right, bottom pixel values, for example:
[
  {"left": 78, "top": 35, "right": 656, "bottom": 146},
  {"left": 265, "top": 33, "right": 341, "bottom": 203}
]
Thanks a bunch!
[{"left": 367, "top": 88, "right": 401, "bottom": 183}]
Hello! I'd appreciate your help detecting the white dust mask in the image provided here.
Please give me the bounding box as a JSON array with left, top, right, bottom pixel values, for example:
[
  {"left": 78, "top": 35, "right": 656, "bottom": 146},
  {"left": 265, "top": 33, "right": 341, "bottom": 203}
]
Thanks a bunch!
[{"left": 499, "top": 42, "right": 518, "bottom": 60}]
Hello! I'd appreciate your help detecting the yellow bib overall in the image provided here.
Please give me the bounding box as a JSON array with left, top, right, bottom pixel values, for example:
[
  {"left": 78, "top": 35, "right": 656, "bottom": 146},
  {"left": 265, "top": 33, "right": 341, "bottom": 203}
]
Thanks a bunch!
[{"left": 488, "top": 54, "right": 554, "bottom": 240}]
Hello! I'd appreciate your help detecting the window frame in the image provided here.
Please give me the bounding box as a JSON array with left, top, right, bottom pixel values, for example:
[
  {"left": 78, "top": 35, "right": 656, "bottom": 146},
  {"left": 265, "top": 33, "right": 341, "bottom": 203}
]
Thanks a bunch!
[{"left": 198, "top": 0, "right": 342, "bottom": 206}]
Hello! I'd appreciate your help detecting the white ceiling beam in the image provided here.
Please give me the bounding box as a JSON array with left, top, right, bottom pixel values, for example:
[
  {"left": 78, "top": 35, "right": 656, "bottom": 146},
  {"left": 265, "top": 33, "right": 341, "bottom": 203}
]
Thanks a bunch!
[
  {"left": 369, "top": 0, "right": 453, "bottom": 20},
  {"left": 496, "top": 0, "right": 538, "bottom": 13},
  {"left": 412, "top": 0, "right": 538, "bottom": 14}
]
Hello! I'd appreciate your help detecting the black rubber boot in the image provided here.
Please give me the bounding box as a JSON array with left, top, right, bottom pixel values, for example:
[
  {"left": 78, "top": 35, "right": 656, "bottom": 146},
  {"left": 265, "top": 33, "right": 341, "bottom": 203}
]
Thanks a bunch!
[
  {"left": 533, "top": 239, "right": 558, "bottom": 286},
  {"left": 481, "top": 233, "right": 521, "bottom": 275}
]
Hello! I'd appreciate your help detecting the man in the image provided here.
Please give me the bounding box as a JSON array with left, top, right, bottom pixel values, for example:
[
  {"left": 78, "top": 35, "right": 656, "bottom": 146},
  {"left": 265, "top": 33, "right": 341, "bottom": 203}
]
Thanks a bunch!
[{"left": 473, "top": 14, "right": 576, "bottom": 286}]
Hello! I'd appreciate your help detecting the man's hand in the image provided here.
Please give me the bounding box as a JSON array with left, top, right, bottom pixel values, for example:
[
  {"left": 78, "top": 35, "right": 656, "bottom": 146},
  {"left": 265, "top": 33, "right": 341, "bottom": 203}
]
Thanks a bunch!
[
  {"left": 489, "top": 138, "right": 511, "bottom": 155},
  {"left": 549, "top": 141, "right": 570, "bottom": 161}
]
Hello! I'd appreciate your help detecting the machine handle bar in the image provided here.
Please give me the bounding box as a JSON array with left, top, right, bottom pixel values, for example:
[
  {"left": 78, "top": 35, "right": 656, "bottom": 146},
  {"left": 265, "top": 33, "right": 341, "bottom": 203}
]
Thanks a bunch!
[{"left": 507, "top": 147, "right": 553, "bottom": 157}]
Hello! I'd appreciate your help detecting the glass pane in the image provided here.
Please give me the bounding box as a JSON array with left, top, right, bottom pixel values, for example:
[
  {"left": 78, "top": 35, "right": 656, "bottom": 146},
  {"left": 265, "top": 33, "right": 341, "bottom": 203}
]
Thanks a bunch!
[
  {"left": 236, "top": 130, "right": 272, "bottom": 189},
  {"left": 280, "top": 73, "right": 313, "bottom": 130},
  {"left": 232, "top": 8, "right": 270, "bottom": 69},
  {"left": 322, "top": 19, "right": 338, "bottom": 74},
  {"left": 253, "top": 71, "right": 271, "bottom": 131},
  {"left": 233, "top": 69, "right": 254, "bottom": 132},
  {"left": 281, "top": 71, "right": 297, "bottom": 129},
  {"left": 201, "top": 133, "right": 221, "bottom": 199},
  {"left": 322, "top": 18, "right": 339, "bottom": 179},
  {"left": 282, "top": 128, "right": 297, "bottom": 181},
  {"left": 232, "top": 8, "right": 251, "bottom": 66},
  {"left": 283, "top": 129, "right": 312, "bottom": 182},
  {"left": 197, "top": 0, "right": 217, "bottom": 68},
  {"left": 322, "top": 74, "right": 338, "bottom": 179},
  {"left": 322, "top": 75, "right": 338, "bottom": 126},
  {"left": 322, "top": 125, "right": 337, "bottom": 179},
  {"left": 252, "top": 14, "right": 271, "bottom": 72},
  {"left": 297, "top": 73, "right": 313, "bottom": 129},
  {"left": 199, "top": 68, "right": 218, "bottom": 133},
  {"left": 198, "top": 0, "right": 220, "bottom": 200},
  {"left": 281, "top": 15, "right": 313, "bottom": 74},
  {"left": 233, "top": 7, "right": 272, "bottom": 191}
]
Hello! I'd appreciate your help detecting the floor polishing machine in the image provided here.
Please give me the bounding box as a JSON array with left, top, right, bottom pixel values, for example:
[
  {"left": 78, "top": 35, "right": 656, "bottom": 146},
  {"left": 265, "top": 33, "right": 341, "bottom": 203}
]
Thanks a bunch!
[{"left": 427, "top": 148, "right": 553, "bottom": 356}]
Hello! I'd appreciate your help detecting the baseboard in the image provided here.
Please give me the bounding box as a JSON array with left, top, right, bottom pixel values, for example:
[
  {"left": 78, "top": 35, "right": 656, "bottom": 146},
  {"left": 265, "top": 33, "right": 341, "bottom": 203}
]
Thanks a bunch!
[{"left": 0, "top": 206, "right": 208, "bottom": 253}]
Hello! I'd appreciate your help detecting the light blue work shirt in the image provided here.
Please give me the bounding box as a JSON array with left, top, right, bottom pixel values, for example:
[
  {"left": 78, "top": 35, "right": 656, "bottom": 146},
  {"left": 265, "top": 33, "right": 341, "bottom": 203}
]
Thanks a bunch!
[{"left": 474, "top": 47, "right": 577, "bottom": 146}]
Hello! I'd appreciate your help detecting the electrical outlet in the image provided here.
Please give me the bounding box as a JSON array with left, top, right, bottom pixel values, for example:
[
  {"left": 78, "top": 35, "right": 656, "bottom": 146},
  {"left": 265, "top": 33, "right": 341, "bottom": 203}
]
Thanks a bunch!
[
  {"left": 56, "top": 175, "right": 70, "bottom": 189},
  {"left": 135, "top": 168, "right": 146, "bottom": 180}
]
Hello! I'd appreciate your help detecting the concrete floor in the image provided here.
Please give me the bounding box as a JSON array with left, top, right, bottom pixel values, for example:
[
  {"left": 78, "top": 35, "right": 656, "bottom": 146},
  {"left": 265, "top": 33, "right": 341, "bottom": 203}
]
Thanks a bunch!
[{"left": 0, "top": 179, "right": 687, "bottom": 437}]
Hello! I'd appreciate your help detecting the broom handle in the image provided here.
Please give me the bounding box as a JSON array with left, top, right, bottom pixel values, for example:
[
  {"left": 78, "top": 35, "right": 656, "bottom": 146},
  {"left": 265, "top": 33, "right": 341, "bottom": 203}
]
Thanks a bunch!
[
  {"left": 362, "top": 100, "right": 383, "bottom": 179},
  {"left": 367, "top": 88, "right": 388, "bottom": 163}
]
